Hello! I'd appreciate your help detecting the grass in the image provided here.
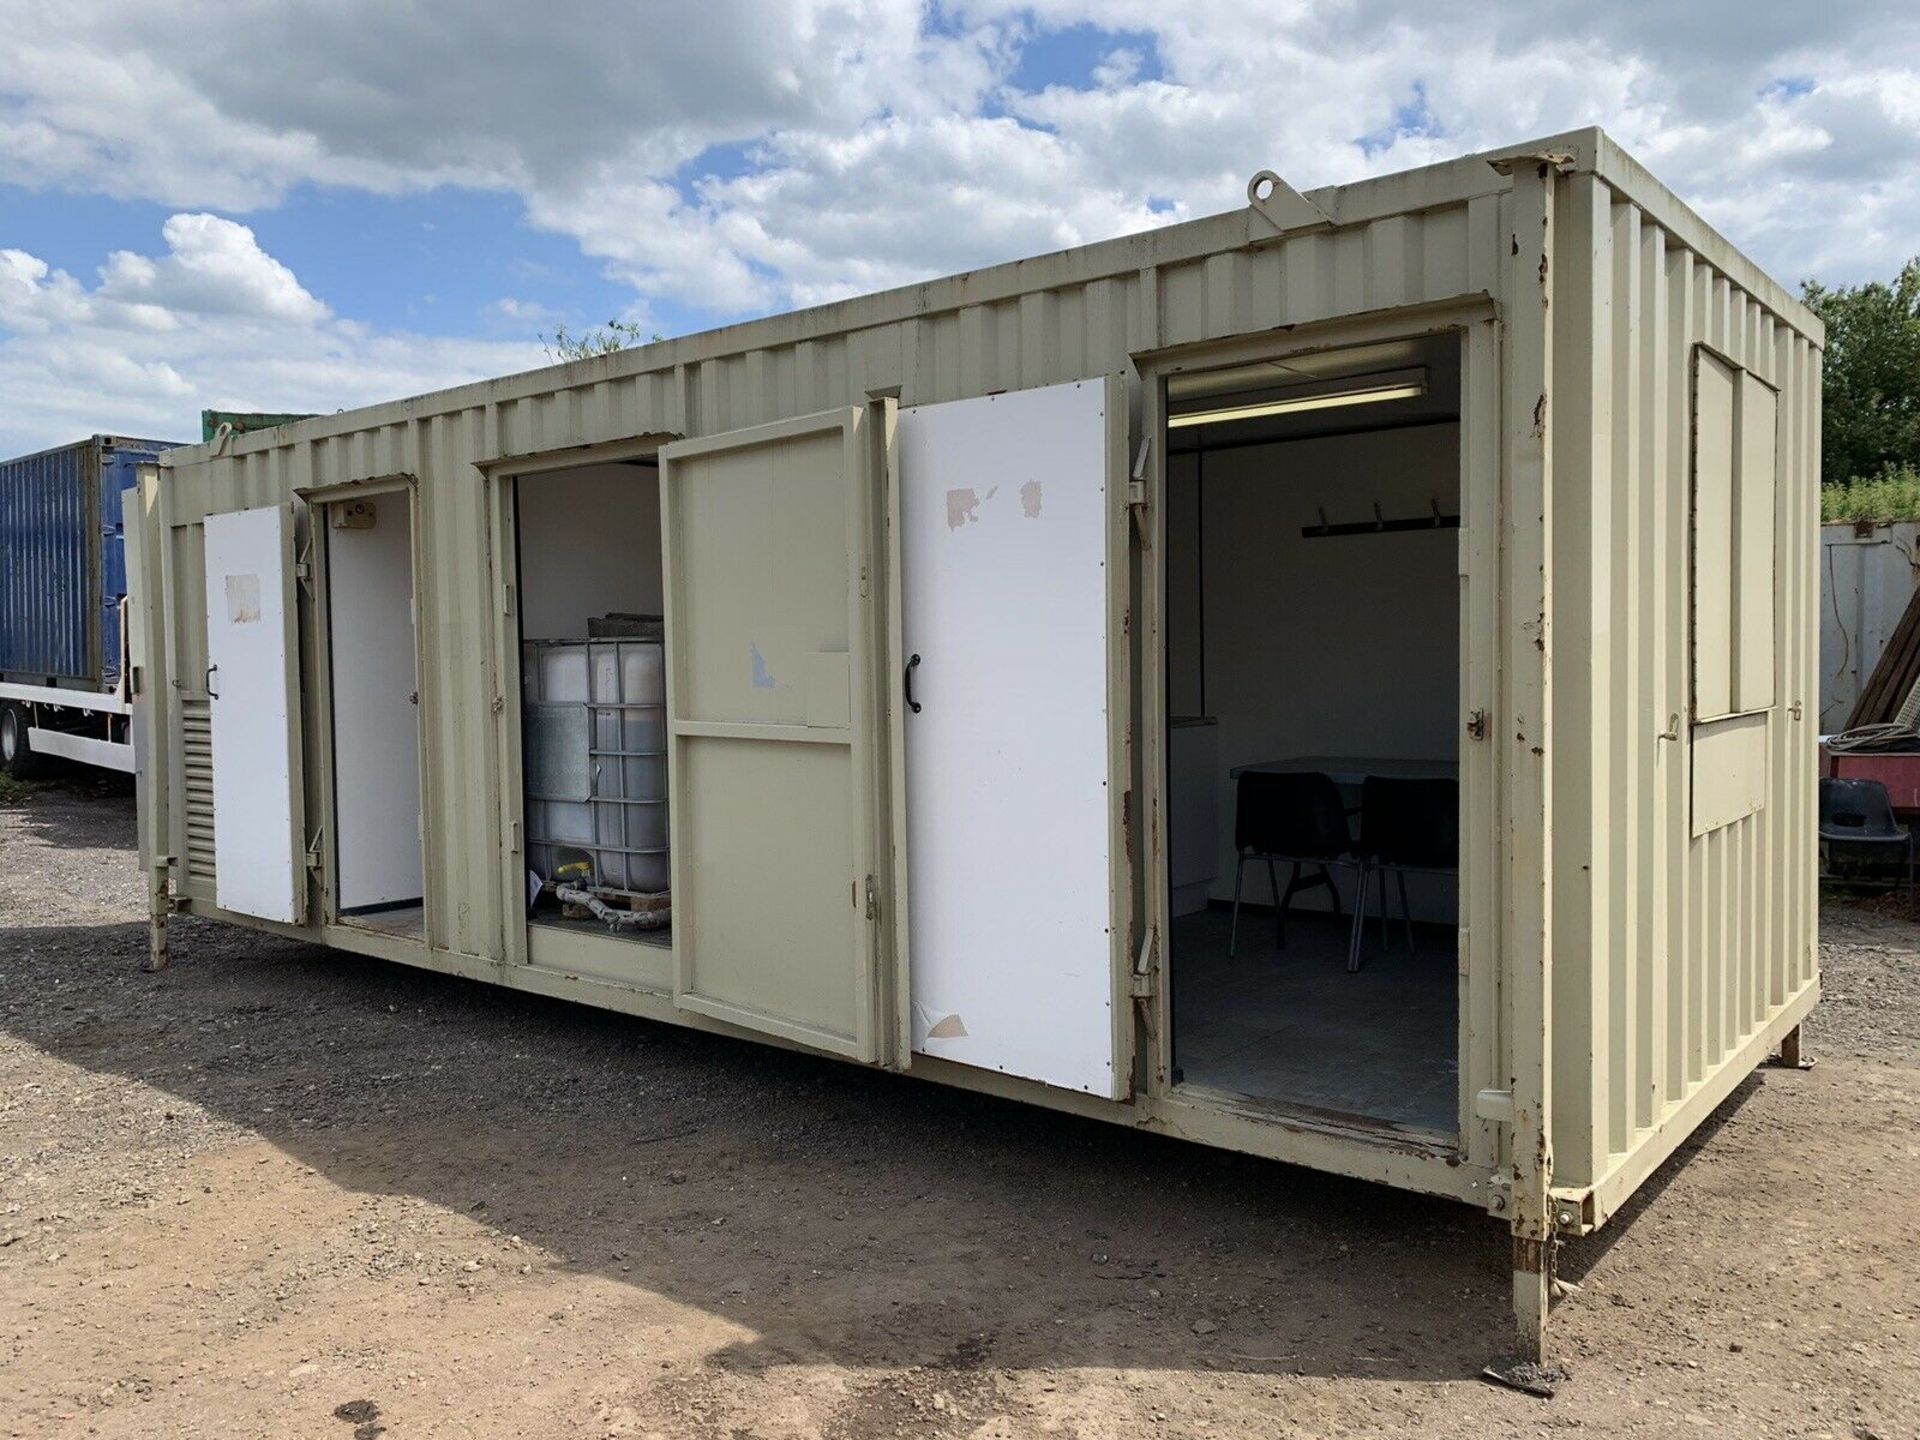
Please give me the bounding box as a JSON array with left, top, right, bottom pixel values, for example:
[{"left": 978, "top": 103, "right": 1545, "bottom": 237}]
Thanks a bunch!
[
  {"left": 0, "top": 773, "right": 35, "bottom": 805},
  {"left": 1823, "top": 465, "right": 1920, "bottom": 523}
]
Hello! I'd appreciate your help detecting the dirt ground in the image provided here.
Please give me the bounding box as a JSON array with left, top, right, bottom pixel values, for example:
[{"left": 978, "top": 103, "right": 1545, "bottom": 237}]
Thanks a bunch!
[{"left": 1, "top": 783, "right": 1915, "bottom": 1439}]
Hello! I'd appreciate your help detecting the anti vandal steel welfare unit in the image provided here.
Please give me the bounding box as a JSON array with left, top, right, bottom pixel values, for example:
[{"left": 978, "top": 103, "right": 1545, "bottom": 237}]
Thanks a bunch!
[{"left": 126, "top": 128, "right": 1821, "bottom": 1357}]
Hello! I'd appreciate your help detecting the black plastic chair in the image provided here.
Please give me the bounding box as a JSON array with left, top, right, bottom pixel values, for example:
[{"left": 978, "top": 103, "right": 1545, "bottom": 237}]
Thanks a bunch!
[
  {"left": 1818, "top": 777, "right": 1915, "bottom": 902},
  {"left": 1349, "top": 776, "right": 1459, "bottom": 971},
  {"left": 1229, "top": 770, "right": 1359, "bottom": 957}
]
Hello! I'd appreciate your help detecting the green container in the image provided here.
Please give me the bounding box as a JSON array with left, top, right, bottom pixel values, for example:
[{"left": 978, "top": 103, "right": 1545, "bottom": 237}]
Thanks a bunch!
[{"left": 200, "top": 410, "right": 317, "bottom": 442}]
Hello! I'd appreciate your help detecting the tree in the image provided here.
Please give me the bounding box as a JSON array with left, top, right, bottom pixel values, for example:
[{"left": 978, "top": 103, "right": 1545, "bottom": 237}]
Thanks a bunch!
[
  {"left": 540, "top": 319, "right": 663, "bottom": 363},
  {"left": 1802, "top": 258, "right": 1920, "bottom": 484}
]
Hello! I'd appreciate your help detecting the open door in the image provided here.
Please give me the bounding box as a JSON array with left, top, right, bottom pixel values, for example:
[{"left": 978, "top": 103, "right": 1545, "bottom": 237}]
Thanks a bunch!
[
  {"left": 660, "top": 408, "right": 888, "bottom": 1061},
  {"left": 892, "top": 377, "right": 1129, "bottom": 1099},
  {"left": 202, "top": 504, "right": 305, "bottom": 924}
]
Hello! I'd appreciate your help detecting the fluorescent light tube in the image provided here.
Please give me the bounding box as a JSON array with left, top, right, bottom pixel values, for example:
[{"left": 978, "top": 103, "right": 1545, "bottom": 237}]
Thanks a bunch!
[{"left": 1167, "top": 379, "right": 1425, "bottom": 428}]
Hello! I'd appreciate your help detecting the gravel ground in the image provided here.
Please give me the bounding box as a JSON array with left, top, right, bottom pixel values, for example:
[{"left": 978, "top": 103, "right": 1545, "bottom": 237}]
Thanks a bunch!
[{"left": 1, "top": 782, "right": 1916, "bottom": 1438}]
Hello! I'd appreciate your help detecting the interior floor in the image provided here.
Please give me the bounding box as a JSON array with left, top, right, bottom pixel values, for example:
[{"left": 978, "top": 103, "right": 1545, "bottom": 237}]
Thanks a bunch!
[
  {"left": 342, "top": 903, "right": 424, "bottom": 937},
  {"left": 1171, "top": 906, "right": 1457, "bottom": 1134}
]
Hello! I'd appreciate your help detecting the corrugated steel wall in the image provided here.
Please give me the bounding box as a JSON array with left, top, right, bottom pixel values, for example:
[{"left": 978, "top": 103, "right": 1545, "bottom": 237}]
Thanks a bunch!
[
  {"left": 1548, "top": 172, "right": 1820, "bottom": 1198},
  {"left": 1818, "top": 521, "right": 1920, "bottom": 730},
  {"left": 0, "top": 439, "right": 97, "bottom": 683},
  {"left": 0, "top": 436, "right": 181, "bottom": 687},
  {"left": 159, "top": 187, "right": 1512, "bottom": 975}
]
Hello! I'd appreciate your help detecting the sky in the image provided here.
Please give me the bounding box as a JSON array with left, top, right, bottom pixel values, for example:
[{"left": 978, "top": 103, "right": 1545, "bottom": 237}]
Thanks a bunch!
[{"left": 2, "top": 0, "right": 1917, "bottom": 455}]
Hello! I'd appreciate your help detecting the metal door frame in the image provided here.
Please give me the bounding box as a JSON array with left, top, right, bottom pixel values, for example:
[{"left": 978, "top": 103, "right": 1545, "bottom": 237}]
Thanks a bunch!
[
  {"left": 483, "top": 436, "right": 678, "bottom": 972},
  {"left": 295, "top": 475, "right": 431, "bottom": 939},
  {"left": 1133, "top": 297, "right": 1501, "bottom": 1162}
]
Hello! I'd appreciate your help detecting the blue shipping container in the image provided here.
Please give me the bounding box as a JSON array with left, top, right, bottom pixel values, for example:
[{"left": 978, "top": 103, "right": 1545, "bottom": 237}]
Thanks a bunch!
[{"left": 0, "top": 435, "right": 182, "bottom": 689}]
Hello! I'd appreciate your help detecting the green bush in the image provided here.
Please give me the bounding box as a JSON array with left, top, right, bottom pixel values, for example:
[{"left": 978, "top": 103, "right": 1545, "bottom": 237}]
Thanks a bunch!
[{"left": 1822, "top": 466, "right": 1920, "bottom": 523}]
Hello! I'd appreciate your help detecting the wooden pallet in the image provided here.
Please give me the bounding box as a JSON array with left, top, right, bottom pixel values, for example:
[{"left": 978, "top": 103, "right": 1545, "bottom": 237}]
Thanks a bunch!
[{"left": 559, "top": 885, "right": 670, "bottom": 920}]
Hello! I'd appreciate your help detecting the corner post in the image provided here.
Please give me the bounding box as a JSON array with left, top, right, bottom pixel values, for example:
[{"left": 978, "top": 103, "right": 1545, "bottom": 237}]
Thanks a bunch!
[
  {"left": 1497, "top": 154, "right": 1560, "bottom": 1363},
  {"left": 146, "top": 864, "right": 172, "bottom": 973}
]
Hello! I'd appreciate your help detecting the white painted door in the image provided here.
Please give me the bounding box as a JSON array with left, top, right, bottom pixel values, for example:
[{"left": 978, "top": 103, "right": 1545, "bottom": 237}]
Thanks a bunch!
[
  {"left": 895, "top": 378, "right": 1125, "bottom": 1098},
  {"left": 203, "top": 505, "right": 304, "bottom": 923}
]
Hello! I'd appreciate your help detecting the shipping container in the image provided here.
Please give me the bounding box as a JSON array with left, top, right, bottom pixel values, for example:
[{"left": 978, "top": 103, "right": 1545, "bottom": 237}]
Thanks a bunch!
[
  {"left": 1, "top": 435, "right": 183, "bottom": 777},
  {"left": 200, "top": 410, "right": 318, "bottom": 442},
  {"left": 1, "top": 435, "right": 178, "bottom": 688},
  {"left": 1819, "top": 520, "right": 1920, "bottom": 731},
  {"left": 126, "top": 128, "right": 1821, "bottom": 1360}
]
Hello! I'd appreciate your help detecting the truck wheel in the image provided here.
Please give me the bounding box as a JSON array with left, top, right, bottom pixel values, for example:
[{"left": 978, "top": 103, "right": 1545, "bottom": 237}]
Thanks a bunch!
[{"left": 0, "top": 702, "right": 44, "bottom": 780}]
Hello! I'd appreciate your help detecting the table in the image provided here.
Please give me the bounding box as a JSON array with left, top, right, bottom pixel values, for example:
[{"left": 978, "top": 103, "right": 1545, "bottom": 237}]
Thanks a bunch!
[{"left": 1229, "top": 755, "right": 1458, "bottom": 784}]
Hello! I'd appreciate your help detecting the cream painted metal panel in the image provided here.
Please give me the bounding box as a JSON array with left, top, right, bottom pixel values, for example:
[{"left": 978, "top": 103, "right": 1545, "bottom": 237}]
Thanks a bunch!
[
  {"left": 1734, "top": 373, "right": 1778, "bottom": 713},
  {"left": 1691, "top": 349, "right": 1736, "bottom": 721},
  {"left": 896, "top": 378, "right": 1121, "bottom": 1100},
  {"left": 1546, "top": 176, "right": 1820, "bottom": 1224},
  {"left": 202, "top": 505, "right": 304, "bottom": 924},
  {"left": 1691, "top": 711, "right": 1768, "bottom": 835},
  {"left": 660, "top": 409, "right": 884, "bottom": 1061}
]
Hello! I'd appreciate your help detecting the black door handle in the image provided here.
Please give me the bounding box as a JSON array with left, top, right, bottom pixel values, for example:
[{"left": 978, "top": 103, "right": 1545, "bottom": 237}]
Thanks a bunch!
[
  {"left": 205, "top": 662, "right": 220, "bottom": 700},
  {"left": 904, "top": 653, "right": 922, "bottom": 714}
]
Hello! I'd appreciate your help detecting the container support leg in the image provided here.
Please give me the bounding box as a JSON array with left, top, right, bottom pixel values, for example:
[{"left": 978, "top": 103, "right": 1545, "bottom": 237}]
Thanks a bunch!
[
  {"left": 1772, "top": 1023, "right": 1813, "bottom": 1070},
  {"left": 1510, "top": 1234, "right": 1551, "bottom": 1364},
  {"left": 144, "top": 864, "right": 171, "bottom": 973}
]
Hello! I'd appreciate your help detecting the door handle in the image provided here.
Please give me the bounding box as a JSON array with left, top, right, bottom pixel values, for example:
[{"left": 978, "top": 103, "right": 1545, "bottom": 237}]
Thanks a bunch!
[
  {"left": 205, "top": 663, "right": 220, "bottom": 700},
  {"left": 904, "top": 653, "right": 922, "bottom": 714}
]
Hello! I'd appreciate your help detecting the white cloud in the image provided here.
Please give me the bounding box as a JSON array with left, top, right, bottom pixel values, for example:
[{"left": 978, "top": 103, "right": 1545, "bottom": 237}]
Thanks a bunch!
[
  {"left": 98, "top": 214, "right": 329, "bottom": 324},
  {"left": 0, "top": 219, "right": 540, "bottom": 455},
  {"left": 2, "top": 1, "right": 1919, "bottom": 453}
]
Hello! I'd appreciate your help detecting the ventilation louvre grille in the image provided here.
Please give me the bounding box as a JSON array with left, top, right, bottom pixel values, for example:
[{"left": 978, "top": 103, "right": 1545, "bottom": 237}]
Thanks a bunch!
[{"left": 181, "top": 698, "right": 215, "bottom": 887}]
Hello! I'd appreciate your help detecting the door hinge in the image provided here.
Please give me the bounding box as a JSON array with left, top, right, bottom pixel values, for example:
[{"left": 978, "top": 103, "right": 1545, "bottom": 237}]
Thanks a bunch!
[
  {"left": 304, "top": 826, "right": 325, "bottom": 874},
  {"left": 508, "top": 819, "right": 521, "bottom": 856},
  {"left": 864, "top": 874, "right": 879, "bottom": 921},
  {"left": 1466, "top": 708, "right": 1488, "bottom": 741},
  {"left": 1127, "top": 458, "right": 1152, "bottom": 547},
  {"left": 859, "top": 564, "right": 870, "bottom": 599},
  {"left": 1130, "top": 925, "right": 1157, "bottom": 999}
]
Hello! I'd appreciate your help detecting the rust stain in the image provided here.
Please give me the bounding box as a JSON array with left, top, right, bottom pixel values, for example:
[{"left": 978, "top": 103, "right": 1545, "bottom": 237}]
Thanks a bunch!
[
  {"left": 1019, "top": 478, "right": 1043, "bottom": 518},
  {"left": 1531, "top": 393, "right": 1547, "bottom": 438}
]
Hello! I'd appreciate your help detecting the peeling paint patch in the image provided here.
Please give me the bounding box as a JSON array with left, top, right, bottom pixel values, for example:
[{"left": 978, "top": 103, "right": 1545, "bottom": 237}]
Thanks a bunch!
[
  {"left": 926, "top": 1013, "right": 968, "bottom": 1039},
  {"left": 750, "top": 642, "right": 776, "bottom": 690},
  {"left": 1019, "top": 479, "right": 1043, "bottom": 518},
  {"left": 946, "top": 487, "right": 980, "bottom": 530}
]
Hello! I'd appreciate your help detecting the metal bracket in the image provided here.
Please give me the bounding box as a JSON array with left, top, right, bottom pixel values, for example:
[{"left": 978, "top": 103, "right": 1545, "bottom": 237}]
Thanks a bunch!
[
  {"left": 1245, "top": 170, "right": 1334, "bottom": 236},
  {"left": 1486, "top": 150, "right": 1577, "bottom": 178}
]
